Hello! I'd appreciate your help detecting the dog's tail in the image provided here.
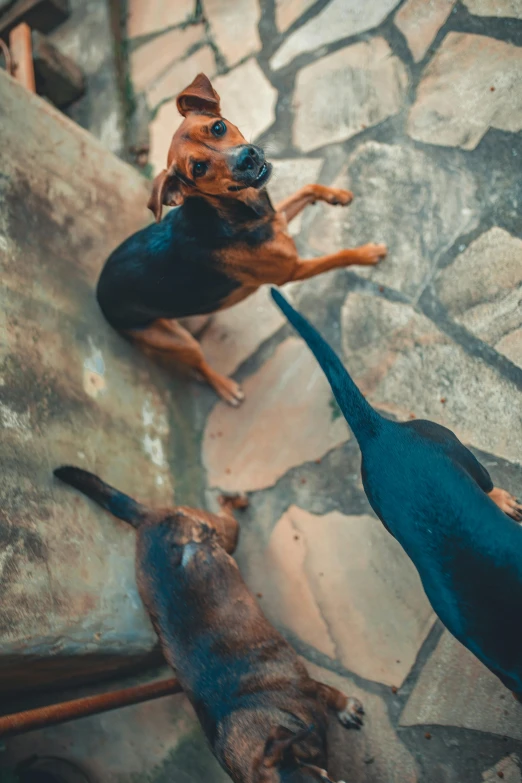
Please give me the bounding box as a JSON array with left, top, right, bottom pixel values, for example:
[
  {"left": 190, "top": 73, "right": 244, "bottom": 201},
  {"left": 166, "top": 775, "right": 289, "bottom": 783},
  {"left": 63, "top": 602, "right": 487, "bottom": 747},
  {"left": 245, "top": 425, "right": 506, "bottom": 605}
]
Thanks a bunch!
[
  {"left": 54, "top": 466, "right": 148, "bottom": 528},
  {"left": 271, "top": 288, "right": 382, "bottom": 444}
]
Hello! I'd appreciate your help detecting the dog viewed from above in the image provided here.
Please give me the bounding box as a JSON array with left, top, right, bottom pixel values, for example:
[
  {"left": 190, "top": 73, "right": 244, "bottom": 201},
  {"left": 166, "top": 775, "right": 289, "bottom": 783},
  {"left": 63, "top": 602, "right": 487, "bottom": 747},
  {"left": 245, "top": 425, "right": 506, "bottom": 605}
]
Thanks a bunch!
[
  {"left": 53, "top": 466, "right": 364, "bottom": 783},
  {"left": 271, "top": 288, "right": 522, "bottom": 701},
  {"left": 96, "top": 73, "right": 387, "bottom": 407}
]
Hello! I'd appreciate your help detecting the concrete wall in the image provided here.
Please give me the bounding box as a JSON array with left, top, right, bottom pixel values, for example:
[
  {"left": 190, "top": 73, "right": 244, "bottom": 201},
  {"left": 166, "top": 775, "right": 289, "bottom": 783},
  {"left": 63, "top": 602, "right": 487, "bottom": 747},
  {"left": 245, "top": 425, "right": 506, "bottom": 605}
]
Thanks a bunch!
[{"left": 0, "top": 70, "right": 200, "bottom": 692}]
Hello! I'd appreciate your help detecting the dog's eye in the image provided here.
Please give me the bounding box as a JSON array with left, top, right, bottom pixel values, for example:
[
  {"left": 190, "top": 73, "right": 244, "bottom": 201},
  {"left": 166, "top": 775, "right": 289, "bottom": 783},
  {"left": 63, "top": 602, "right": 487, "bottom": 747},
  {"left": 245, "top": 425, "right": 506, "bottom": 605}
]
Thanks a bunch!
[
  {"left": 193, "top": 161, "right": 208, "bottom": 178},
  {"left": 211, "top": 121, "right": 226, "bottom": 137}
]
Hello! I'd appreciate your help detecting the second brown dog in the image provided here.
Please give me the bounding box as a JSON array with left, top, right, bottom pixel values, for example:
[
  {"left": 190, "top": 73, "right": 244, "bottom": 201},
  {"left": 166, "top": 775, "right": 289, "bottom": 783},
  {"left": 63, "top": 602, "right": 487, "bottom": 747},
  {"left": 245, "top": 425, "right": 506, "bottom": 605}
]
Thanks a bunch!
[{"left": 54, "top": 466, "right": 364, "bottom": 783}]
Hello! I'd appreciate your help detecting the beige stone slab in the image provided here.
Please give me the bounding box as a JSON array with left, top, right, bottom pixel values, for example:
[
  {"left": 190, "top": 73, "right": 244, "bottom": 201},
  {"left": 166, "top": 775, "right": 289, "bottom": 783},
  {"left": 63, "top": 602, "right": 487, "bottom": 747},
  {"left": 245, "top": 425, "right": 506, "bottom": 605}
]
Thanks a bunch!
[
  {"left": 293, "top": 39, "right": 408, "bottom": 152},
  {"left": 267, "top": 157, "right": 323, "bottom": 234},
  {"left": 204, "top": 0, "right": 261, "bottom": 67},
  {"left": 305, "top": 663, "right": 420, "bottom": 783},
  {"left": 482, "top": 756, "right": 522, "bottom": 782},
  {"left": 146, "top": 44, "right": 216, "bottom": 111},
  {"left": 340, "top": 292, "right": 522, "bottom": 466},
  {"left": 400, "top": 632, "right": 522, "bottom": 741},
  {"left": 203, "top": 337, "right": 350, "bottom": 492},
  {"left": 260, "top": 506, "right": 435, "bottom": 686},
  {"left": 200, "top": 287, "right": 286, "bottom": 377},
  {"left": 408, "top": 32, "right": 522, "bottom": 150},
  {"left": 130, "top": 24, "right": 205, "bottom": 93},
  {"left": 463, "top": 0, "right": 522, "bottom": 17},
  {"left": 436, "top": 227, "right": 522, "bottom": 368},
  {"left": 275, "top": 0, "right": 317, "bottom": 32},
  {"left": 270, "top": 0, "right": 401, "bottom": 70},
  {"left": 308, "top": 141, "right": 480, "bottom": 297},
  {"left": 395, "top": 0, "right": 456, "bottom": 62},
  {"left": 127, "top": 0, "right": 195, "bottom": 38},
  {"left": 213, "top": 59, "right": 278, "bottom": 141}
]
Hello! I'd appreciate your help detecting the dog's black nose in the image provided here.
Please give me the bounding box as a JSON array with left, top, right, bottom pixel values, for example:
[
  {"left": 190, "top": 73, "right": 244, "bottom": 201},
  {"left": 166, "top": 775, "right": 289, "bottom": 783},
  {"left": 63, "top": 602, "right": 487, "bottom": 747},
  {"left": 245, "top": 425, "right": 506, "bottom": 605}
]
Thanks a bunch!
[{"left": 236, "top": 145, "right": 263, "bottom": 172}]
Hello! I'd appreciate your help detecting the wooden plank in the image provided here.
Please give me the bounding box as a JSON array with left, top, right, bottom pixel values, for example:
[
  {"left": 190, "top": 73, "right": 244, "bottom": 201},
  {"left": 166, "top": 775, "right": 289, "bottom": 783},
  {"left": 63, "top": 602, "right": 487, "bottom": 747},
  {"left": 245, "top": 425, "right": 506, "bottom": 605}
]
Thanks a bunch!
[
  {"left": 0, "top": 0, "right": 69, "bottom": 40},
  {"left": 32, "top": 30, "right": 84, "bottom": 107},
  {"left": 9, "top": 21, "right": 34, "bottom": 91}
]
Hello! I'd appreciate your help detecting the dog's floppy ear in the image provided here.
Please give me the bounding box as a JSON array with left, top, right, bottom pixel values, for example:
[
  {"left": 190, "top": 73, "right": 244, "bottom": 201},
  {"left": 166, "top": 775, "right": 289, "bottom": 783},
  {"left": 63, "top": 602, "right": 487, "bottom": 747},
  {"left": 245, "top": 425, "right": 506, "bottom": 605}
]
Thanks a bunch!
[
  {"left": 147, "top": 169, "right": 184, "bottom": 222},
  {"left": 262, "top": 725, "right": 314, "bottom": 769},
  {"left": 176, "top": 73, "right": 221, "bottom": 117}
]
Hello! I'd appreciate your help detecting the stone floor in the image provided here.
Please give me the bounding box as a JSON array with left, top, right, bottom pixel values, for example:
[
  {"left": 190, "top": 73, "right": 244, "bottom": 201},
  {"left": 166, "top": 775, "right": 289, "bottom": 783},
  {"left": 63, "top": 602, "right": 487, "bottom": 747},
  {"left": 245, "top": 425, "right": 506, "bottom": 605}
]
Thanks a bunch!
[{"left": 3, "top": 0, "right": 522, "bottom": 781}]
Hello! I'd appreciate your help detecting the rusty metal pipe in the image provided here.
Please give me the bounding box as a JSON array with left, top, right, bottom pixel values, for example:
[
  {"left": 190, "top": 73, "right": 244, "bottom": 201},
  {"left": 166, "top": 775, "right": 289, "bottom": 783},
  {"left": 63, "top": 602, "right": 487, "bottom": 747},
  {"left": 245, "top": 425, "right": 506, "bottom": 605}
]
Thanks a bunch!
[{"left": 0, "top": 677, "right": 182, "bottom": 739}]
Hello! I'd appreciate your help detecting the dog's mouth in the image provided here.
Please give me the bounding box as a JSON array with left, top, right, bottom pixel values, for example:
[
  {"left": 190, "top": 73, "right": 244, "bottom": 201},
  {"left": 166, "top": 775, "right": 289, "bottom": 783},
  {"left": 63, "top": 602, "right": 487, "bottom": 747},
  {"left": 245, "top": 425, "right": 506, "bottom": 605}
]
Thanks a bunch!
[{"left": 251, "top": 161, "right": 272, "bottom": 189}]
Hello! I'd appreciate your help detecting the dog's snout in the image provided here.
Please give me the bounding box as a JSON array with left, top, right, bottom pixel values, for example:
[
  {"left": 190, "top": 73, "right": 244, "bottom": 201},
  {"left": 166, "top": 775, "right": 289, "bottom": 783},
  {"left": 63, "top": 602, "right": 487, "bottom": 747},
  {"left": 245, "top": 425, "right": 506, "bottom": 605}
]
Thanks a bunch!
[{"left": 236, "top": 145, "right": 264, "bottom": 172}]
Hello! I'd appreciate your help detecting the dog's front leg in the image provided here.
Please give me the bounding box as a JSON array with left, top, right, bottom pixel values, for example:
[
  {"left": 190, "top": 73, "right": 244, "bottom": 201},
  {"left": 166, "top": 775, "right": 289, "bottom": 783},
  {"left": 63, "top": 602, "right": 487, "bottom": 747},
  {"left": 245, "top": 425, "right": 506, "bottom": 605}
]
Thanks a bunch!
[
  {"left": 289, "top": 245, "right": 387, "bottom": 281},
  {"left": 276, "top": 185, "right": 353, "bottom": 224}
]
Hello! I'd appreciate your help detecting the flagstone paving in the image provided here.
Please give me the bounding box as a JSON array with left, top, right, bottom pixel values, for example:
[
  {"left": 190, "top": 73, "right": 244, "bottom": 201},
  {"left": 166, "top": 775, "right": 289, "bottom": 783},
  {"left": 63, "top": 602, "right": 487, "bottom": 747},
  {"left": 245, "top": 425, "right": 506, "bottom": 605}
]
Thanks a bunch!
[{"left": 4, "top": 1, "right": 521, "bottom": 781}]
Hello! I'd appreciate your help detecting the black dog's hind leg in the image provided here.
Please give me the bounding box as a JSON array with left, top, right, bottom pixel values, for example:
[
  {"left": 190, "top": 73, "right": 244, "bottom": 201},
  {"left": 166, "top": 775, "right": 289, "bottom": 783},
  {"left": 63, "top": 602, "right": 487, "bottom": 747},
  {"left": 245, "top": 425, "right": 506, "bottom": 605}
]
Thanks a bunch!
[{"left": 405, "top": 420, "right": 521, "bottom": 521}]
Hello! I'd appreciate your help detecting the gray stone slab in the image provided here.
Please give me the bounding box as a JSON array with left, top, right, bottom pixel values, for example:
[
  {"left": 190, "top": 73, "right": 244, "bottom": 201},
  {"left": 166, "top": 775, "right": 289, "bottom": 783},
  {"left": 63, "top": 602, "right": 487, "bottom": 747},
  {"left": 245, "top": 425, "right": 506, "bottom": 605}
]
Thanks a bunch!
[
  {"left": 293, "top": 39, "right": 408, "bottom": 152},
  {"left": 309, "top": 141, "right": 480, "bottom": 297},
  {"left": 408, "top": 32, "right": 522, "bottom": 150},
  {"left": 0, "top": 71, "right": 196, "bottom": 690},
  {"left": 463, "top": 0, "right": 522, "bottom": 18},
  {"left": 270, "top": 0, "right": 401, "bottom": 70},
  {"left": 436, "top": 227, "right": 522, "bottom": 368},
  {"left": 340, "top": 292, "right": 522, "bottom": 466},
  {"left": 400, "top": 632, "right": 522, "bottom": 741}
]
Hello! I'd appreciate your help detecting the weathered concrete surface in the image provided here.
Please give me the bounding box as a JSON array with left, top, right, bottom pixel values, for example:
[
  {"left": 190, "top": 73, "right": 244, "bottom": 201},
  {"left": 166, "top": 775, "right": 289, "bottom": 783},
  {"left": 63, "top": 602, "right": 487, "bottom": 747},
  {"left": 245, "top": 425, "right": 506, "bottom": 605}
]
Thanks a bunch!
[
  {"left": 400, "top": 632, "right": 522, "bottom": 741},
  {"left": 0, "top": 71, "right": 198, "bottom": 691},
  {"left": 293, "top": 40, "right": 408, "bottom": 152},
  {"left": 463, "top": 0, "right": 522, "bottom": 18}
]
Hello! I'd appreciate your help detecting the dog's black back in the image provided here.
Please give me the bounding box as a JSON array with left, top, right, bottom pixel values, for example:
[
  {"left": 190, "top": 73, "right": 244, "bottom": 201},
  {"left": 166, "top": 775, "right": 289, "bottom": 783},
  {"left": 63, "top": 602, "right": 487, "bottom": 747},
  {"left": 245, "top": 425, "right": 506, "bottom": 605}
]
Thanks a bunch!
[
  {"left": 272, "top": 288, "right": 522, "bottom": 697},
  {"left": 96, "top": 195, "right": 274, "bottom": 331}
]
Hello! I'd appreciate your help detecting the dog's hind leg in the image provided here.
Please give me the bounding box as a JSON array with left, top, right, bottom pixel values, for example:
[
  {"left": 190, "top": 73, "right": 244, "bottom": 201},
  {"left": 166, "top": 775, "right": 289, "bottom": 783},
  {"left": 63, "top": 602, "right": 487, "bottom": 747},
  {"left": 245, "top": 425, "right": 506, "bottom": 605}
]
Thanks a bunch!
[
  {"left": 127, "top": 319, "right": 244, "bottom": 407},
  {"left": 314, "top": 682, "right": 364, "bottom": 730},
  {"left": 488, "top": 487, "right": 522, "bottom": 522},
  {"left": 407, "top": 420, "right": 522, "bottom": 522}
]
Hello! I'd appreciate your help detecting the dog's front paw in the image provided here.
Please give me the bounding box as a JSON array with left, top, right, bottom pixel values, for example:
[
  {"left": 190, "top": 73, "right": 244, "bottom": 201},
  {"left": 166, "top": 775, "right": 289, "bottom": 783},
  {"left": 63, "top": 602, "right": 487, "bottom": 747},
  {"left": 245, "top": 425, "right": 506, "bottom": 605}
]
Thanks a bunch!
[
  {"left": 219, "top": 492, "right": 249, "bottom": 510},
  {"left": 326, "top": 188, "right": 353, "bottom": 206},
  {"left": 356, "top": 242, "right": 387, "bottom": 266},
  {"left": 338, "top": 697, "right": 364, "bottom": 729},
  {"left": 489, "top": 487, "right": 522, "bottom": 522}
]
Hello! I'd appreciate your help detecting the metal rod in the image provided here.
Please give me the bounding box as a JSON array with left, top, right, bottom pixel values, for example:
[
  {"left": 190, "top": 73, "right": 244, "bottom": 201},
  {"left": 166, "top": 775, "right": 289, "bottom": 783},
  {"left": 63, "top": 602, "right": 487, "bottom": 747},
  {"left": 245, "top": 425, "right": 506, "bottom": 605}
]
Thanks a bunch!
[{"left": 0, "top": 677, "right": 182, "bottom": 739}]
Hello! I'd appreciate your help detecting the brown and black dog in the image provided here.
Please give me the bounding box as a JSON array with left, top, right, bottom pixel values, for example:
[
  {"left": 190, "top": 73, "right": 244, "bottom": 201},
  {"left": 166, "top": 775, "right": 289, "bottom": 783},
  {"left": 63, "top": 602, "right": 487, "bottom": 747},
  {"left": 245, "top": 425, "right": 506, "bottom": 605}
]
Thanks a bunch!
[
  {"left": 54, "top": 466, "right": 363, "bottom": 783},
  {"left": 96, "top": 73, "right": 387, "bottom": 406}
]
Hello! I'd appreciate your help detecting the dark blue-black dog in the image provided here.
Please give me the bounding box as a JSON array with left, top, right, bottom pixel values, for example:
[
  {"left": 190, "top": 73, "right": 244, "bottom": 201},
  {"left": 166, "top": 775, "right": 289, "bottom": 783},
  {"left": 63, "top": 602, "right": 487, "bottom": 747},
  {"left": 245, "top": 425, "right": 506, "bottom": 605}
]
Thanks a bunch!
[{"left": 271, "top": 288, "right": 522, "bottom": 700}]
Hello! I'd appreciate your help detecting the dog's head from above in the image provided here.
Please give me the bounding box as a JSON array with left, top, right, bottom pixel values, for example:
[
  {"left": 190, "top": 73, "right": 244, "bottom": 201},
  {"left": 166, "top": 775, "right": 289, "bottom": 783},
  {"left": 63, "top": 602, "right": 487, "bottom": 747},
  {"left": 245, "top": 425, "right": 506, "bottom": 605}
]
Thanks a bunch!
[
  {"left": 148, "top": 73, "right": 272, "bottom": 221},
  {"left": 254, "top": 726, "right": 344, "bottom": 783}
]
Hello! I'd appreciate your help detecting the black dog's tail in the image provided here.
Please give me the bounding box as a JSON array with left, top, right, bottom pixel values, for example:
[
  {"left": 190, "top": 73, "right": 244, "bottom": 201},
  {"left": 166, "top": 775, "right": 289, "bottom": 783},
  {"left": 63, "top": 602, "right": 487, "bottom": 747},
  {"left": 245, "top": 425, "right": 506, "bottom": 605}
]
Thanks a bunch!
[
  {"left": 271, "top": 288, "right": 382, "bottom": 444},
  {"left": 54, "top": 466, "right": 148, "bottom": 528}
]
